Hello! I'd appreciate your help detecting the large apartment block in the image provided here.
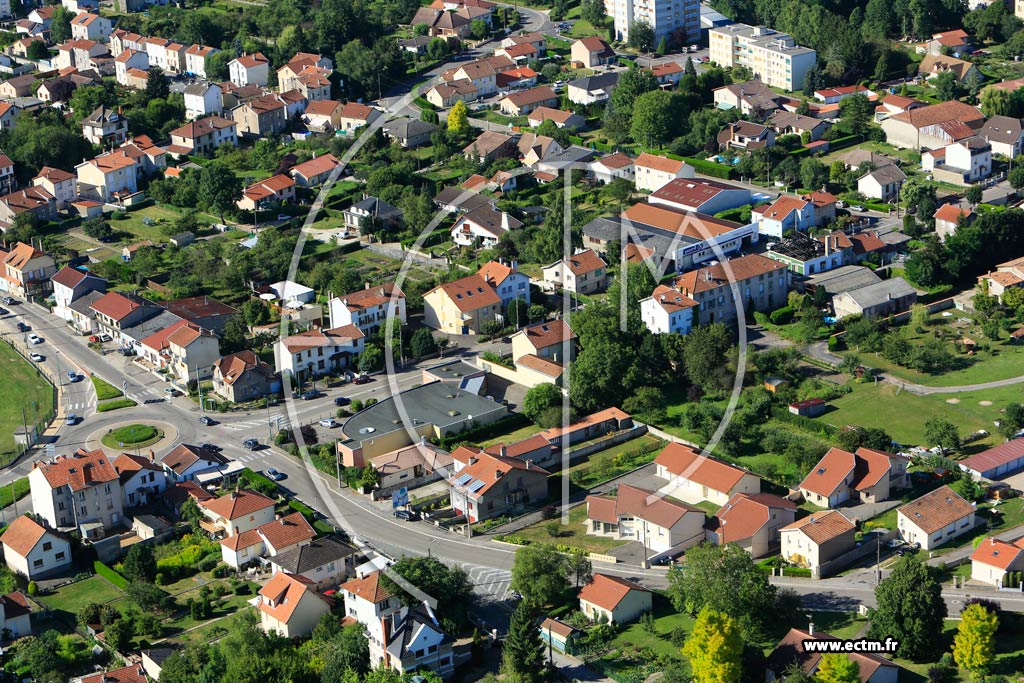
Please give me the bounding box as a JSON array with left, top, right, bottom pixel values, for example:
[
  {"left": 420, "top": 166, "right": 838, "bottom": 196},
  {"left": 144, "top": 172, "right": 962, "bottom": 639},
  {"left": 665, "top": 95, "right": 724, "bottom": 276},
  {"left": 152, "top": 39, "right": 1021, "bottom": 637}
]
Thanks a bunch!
[
  {"left": 604, "top": 0, "right": 699, "bottom": 45},
  {"left": 708, "top": 24, "right": 816, "bottom": 91}
]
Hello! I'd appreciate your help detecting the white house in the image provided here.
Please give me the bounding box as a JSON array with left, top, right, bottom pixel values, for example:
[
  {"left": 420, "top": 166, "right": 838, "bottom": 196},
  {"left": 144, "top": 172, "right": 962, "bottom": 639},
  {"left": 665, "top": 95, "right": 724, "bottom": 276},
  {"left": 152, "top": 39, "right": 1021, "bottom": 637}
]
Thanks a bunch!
[
  {"left": 541, "top": 249, "right": 607, "bottom": 295},
  {"left": 921, "top": 136, "right": 992, "bottom": 185},
  {"left": 112, "top": 453, "right": 167, "bottom": 508},
  {"left": 897, "top": 485, "right": 976, "bottom": 550},
  {"left": 219, "top": 511, "right": 315, "bottom": 568},
  {"left": 183, "top": 81, "right": 222, "bottom": 120},
  {"left": 585, "top": 483, "right": 706, "bottom": 554},
  {"left": 257, "top": 571, "right": 332, "bottom": 638},
  {"left": 634, "top": 153, "right": 695, "bottom": 193},
  {"left": 185, "top": 44, "right": 217, "bottom": 77},
  {"left": 589, "top": 152, "right": 635, "bottom": 184},
  {"left": 328, "top": 284, "right": 406, "bottom": 336},
  {"left": 228, "top": 52, "right": 270, "bottom": 87},
  {"left": 197, "top": 488, "right": 276, "bottom": 537},
  {"left": 970, "top": 536, "right": 1024, "bottom": 587},
  {"left": 29, "top": 449, "right": 124, "bottom": 536},
  {"left": 478, "top": 259, "right": 531, "bottom": 306},
  {"left": 653, "top": 442, "right": 761, "bottom": 505},
  {"left": 451, "top": 206, "right": 523, "bottom": 247},
  {"left": 640, "top": 284, "right": 698, "bottom": 335},
  {"left": 114, "top": 49, "right": 149, "bottom": 88},
  {"left": 578, "top": 574, "right": 652, "bottom": 625},
  {"left": 752, "top": 195, "right": 815, "bottom": 239},
  {"left": 160, "top": 443, "right": 231, "bottom": 482},
  {"left": 268, "top": 535, "right": 356, "bottom": 592},
  {"left": 274, "top": 324, "right": 365, "bottom": 379},
  {"left": 858, "top": 164, "right": 906, "bottom": 202},
  {"left": 70, "top": 13, "right": 111, "bottom": 42},
  {"left": 779, "top": 510, "right": 857, "bottom": 576},
  {"left": 0, "top": 515, "right": 72, "bottom": 579},
  {"left": 51, "top": 266, "right": 106, "bottom": 325}
]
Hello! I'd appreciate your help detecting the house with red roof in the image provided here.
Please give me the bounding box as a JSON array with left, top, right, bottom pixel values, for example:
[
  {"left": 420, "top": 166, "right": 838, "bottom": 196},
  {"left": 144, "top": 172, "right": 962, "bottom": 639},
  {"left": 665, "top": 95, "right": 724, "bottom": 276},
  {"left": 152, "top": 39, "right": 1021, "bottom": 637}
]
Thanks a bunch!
[
  {"left": 257, "top": 571, "right": 332, "bottom": 638},
  {"left": 228, "top": 51, "right": 269, "bottom": 87},
  {"left": 220, "top": 511, "right": 315, "bottom": 568},
  {"left": 570, "top": 36, "right": 615, "bottom": 68},
  {"left": 767, "top": 628, "right": 901, "bottom": 683},
  {"left": 880, "top": 99, "right": 985, "bottom": 150},
  {"left": 423, "top": 273, "right": 503, "bottom": 335},
  {"left": 633, "top": 153, "right": 695, "bottom": 193},
  {"left": 0, "top": 242, "right": 56, "bottom": 299},
  {"left": 813, "top": 84, "right": 875, "bottom": 105},
  {"left": 639, "top": 284, "right": 699, "bottom": 335},
  {"left": 274, "top": 324, "right": 365, "bottom": 378},
  {"left": 237, "top": 173, "right": 296, "bottom": 211},
  {"left": 654, "top": 442, "right": 761, "bottom": 506},
  {"left": 212, "top": 350, "right": 279, "bottom": 403},
  {"left": 586, "top": 483, "right": 706, "bottom": 554},
  {"left": 450, "top": 450, "right": 548, "bottom": 522},
  {"left": 578, "top": 573, "right": 652, "bottom": 625},
  {"left": 589, "top": 152, "right": 635, "bottom": 184},
  {"left": 478, "top": 259, "right": 531, "bottom": 306},
  {"left": 971, "top": 536, "right": 1024, "bottom": 586},
  {"left": 197, "top": 488, "right": 276, "bottom": 536},
  {"left": 779, "top": 509, "right": 857, "bottom": 576},
  {"left": 29, "top": 448, "right": 124, "bottom": 535},
  {"left": 74, "top": 664, "right": 149, "bottom": 683},
  {"left": 798, "top": 447, "right": 909, "bottom": 508},
  {"left": 0, "top": 515, "right": 72, "bottom": 579},
  {"left": 113, "top": 453, "right": 167, "bottom": 508},
  {"left": 510, "top": 318, "right": 577, "bottom": 363},
  {"left": 541, "top": 248, "right": 608, "bottom": 295},
  {"left": 538, "top": 407, "right": 633, "bottom": 446},
  {"left": 934, "top": 203, "right": 975, "bottom": 243},
  {"left": 925, "top": 29, "right": 972, "bottom": 55},
  {"left": 51, "top": 266, "right": 106, "bottom": 325},
  {"left": 897, "top": 485, "right": 976, "bottom": 550},
  {"left": 139, "top": 319, "right": 220, "bottom": 383},
  {"left": 288, "top": 153, "right": 342, "bottom": 187},
  {"left": 327, "top": 283, "right": 406, "bottom": 336},
  {"left": 499, "top": 85, "right": 558, "bottom": 116},
  {"left": 752, "top": 195, "right": 815, "bottom": 238},
  {"left": 706, "top": 492, "right": 797, "bottom": 557}
]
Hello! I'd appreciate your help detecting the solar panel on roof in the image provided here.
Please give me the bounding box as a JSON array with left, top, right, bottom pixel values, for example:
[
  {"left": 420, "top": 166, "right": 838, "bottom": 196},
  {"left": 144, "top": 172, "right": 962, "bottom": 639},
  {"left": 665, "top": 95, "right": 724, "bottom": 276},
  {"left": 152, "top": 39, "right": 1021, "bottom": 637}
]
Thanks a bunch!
[
  {"left": 454, "top": 473, "right": 472, "bottom": 486},
  {"left": 468, "top": 479, "right": 486, "bottom": 493}
]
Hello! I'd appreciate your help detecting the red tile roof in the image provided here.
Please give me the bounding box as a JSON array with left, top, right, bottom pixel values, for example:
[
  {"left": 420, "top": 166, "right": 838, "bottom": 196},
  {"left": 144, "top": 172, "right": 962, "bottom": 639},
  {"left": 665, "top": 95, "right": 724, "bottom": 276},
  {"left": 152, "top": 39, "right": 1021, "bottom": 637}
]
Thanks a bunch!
[
  {"left": 971, "top": 536, "right": 1024, "bottom": 570},
  {"left": 898, "top": 485, "right": 975, "bottom": 534},
  {"left": 578, "top": 573, "right": 649, "bottom": 611},
  {"left": 710, "top": 492, "right": 796, "bottom": 543},
  {"left": 258, "top": 571, "right": 327, "bottom": 624},
  {"left": 198, "top": 489, "right": 275, "bottom": 521},
  {"left": 780, "top": 509, "right": 855, "bottom": 545},
  {"left": 518, "top": 319, "right": 575, "bottom": 350},
  {"left": 654, "top": 442, "right": 757, "bottom": 494},
  {"left": 587, "top": 483, "right": 702, "bottom": 529},
  {"left": 79, "top": 665, "right": 148, "bottom": 683},
  {"left": 430, "top": 274, "right": 502, "bottom": 313},
  {"left": 0, "top": 515, "right": 49, "bottom": 557},
  {"left": 342, "top": 570, "right": 393, "bottom": 603},
  {"left": 35, "top": 448, "right": 118, "bottom": 491}
]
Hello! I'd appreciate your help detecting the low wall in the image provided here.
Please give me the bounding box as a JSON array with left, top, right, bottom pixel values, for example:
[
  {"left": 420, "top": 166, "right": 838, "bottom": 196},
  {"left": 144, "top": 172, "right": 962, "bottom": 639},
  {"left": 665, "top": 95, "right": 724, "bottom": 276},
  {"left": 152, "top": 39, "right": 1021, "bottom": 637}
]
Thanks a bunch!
[
  {"left": 814, "top": 529, "right": 897, "bottom": 579},
  {"left": 562, "top": 425, "right": 650, "bottom": 466}
]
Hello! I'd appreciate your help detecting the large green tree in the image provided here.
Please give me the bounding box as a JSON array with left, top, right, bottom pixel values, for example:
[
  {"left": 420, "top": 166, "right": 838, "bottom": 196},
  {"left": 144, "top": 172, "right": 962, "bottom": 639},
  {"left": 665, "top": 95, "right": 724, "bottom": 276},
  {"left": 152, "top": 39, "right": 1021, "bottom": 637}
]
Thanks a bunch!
[
  {"left": 379, "top": 556, "right": 473, "bottom": 630},
  {"left": 510, "top": 544, "right": 570, "bottom": 609},
  {"left": 198, "top": 162, "right": 243, "bottom": 223},
  {"left": 952, "top": 602, "right": 998, "bottom": 678},
  {"left": 502, "top": 602, "right": 546, "bottom": 683},
  {"left": 815, "top": 654, "right": 861, "bottom": 683},
  {"left": 869, "top": 556, "right": 947, "bottom": 661},
  {"left": 682, "top": 607, "right": 744, "bottom": 683}
]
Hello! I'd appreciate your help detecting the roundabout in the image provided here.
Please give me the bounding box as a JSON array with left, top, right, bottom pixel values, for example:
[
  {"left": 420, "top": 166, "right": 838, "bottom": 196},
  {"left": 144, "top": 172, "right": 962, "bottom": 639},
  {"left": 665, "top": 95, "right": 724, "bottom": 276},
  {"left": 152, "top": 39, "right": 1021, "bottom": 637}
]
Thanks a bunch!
[
  {"left": 88, "top": 419, "right": 180, "bottom": 454},
  {"left": 101, "top": 423, "right": 163, "bottom": 449}
]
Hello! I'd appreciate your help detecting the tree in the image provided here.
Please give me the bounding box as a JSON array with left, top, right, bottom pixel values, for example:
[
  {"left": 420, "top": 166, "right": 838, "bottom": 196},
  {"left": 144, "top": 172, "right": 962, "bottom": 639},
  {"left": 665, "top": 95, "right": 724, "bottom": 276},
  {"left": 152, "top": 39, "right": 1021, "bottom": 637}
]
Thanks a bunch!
[
  {"left": 1009, "top": 166, "right": 1024, "bottom": 190},
  {"left": 953, "top": 602, "right": 998, "bottom": 677},
  {"left": 630, "top": 90, "right": 682, "bottom": 146},
  {"left": 358, "top": 344, "right": 384, "bottom": 372},
  {"left": 667, "top": 543, "right": 777, "bottom": 638},
  {"left": 683, "top": 608, "right": 744, "bottom": 683},
  {"left": 145, "top": 67, "right": 171, "bottom": 101},
  {"left": 448, "top": 99, "right": 470, "bottom": 136},
  {"left": 320, "top": 624, "right": 371, "bottom": 683},
  {"left": 409, "top": 327, "right": 437, "bottom": 357},
  {"left": 180, "top": 497, "right": 203, "bottom": 533},
  {"left": 580, "top": 0, "right": 606, "bottom": 26},
  {"left": 511, "top": 544, "right": 569, "bottom": 609},
  {"left": 522, "top": 383, "right": 563, "bottom": 424},
  {"left": 622, "top": 386, "right": 666, "bottom": 422},
  {"left": 815, "top": 655, "right": 861, "bottom": 683},
  {"left": 873, "top": 51, "right": 890, "bottom": 83},
  {"left": 1000, "top": 402, "right": 1024, "bottom": 439},
  {"left": 923, "top": 417, "right": 961, "bottom": 454},
  {"left": 122, "top": 544, "right": 157, "bottom": 583},
  {"left": 220, "top": 314, "right": 250, "bottom": 354},
  {"left": 502, "top": 602, "right": 546, "bottom": 683},
  {"left": 837, "top": 94, "right": 873, "bottom": 135},
  {"left": 50, "top": 6, "right": 73, "bottom": 43},
  {"left": 82, "top": 217, "right": 112, "bottom": 240},
  {"left": 379, "top": 556, "right": 473, "bottom": 631},
  {"left": 869, "top": 556, "right": 947, "bottom": 661},
  {"left": 934, "top": 70, "right": 958, "bottom": 101},
  {"left": 966, "top": 184, "right": 983, "bottom": 207},
  {"left": 656, "top": 36, "right": 669, "bottom": 55},
  {"left": 470, "top": 18, "right": 489, "bottom": 39},
  {"left": 800, "top": 158, "right": 829, "bottom": 191},
  {"left": 684, "top": 323, "right": 731, "bottom": 394},
  {"left": 26, "top": 40, "right": 49, "bottom": 61},
  {"left": 628, "top": 20, "right": 655, "bottom": 52},
  {"left": 105, "top": 617, "right": 134, "bottom": 652},
  {"left": 198, "top": 162, "right": 242, "bottom": 223},
  {"left": 206, "top": 51, "right": 233, "bottom": 81}
]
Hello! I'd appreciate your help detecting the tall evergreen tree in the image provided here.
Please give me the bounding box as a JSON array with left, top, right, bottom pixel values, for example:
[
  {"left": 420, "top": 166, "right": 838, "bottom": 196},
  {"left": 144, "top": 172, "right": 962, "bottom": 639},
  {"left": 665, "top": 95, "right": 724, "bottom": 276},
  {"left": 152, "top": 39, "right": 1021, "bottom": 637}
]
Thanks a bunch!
[
  {"left": 869, "top": 557, "right": 947, "bottom": 661},
  {"left": 502, "top": 602, "right": 546, "bottom": 683}
]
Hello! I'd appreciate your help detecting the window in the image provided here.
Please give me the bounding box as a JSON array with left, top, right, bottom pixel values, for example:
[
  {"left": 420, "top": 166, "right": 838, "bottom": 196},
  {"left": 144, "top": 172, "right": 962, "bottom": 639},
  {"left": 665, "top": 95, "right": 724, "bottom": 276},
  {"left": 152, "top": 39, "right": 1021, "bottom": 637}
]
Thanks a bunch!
[
  {"left": 43, "top": 542, "right": 52, "bottom": 551},
  {"left": 56, "top": 552, "right": 66, "bottom": 561},
  {"left": 33, "top": 559, "right": 43, "bottom": 568}
]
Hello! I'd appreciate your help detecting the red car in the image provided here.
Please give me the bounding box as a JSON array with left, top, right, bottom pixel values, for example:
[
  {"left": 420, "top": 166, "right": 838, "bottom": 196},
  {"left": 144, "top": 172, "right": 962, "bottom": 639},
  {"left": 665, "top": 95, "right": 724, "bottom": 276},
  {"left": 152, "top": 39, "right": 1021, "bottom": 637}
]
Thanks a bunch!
[
  {"left": 88, "top": 335, "right": 100, "bottom": 343},
  {"left": 353, "top": 375, "right": 372, "bottom": 385}
]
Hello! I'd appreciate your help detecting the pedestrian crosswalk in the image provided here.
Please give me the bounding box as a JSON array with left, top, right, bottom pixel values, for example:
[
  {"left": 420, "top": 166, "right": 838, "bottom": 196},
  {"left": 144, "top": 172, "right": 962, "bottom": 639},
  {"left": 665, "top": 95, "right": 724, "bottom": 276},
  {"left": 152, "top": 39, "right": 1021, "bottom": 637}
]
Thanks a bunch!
[
  {"left": 219, "top": 417, "right": 292, "bottom": 432},
  {"left": 460, "top": 562, "right": 514, "bottom": 600}
]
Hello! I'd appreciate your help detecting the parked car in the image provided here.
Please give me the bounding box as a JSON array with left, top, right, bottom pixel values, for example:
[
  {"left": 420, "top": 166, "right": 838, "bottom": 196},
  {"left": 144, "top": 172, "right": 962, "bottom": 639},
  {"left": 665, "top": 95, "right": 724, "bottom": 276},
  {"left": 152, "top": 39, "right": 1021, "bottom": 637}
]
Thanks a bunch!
[
  {"left": 243, "top": 438, "right": 260, "bottom": 450},
  {"left": 334, "top": 396, "right": 351, "bottom": 406},
  {"left": 277, "top": 214, "right": 291, "bottom": 222},
  {"left": 164, "top": 387, "right": 180, "bottom": 396},
  {"left": 0, "top": 307, "right": 6, "bottom": 316},
  {"left": 266, "top": 467, "right": 286, "bottom": 481},
  {"left": 88, "top": 334, "right": 100, "bottom": 343},
  {"left": 67, "top": 371, "right": 79, "bottom": 382},
  {"left": 1, "top": 297, "right": 14, "bottom": 305},
  {"left": 65, "top": 413, "right": 78, "bottom": 425},
  {"left": 198, "top": 415, "right": 216, "bottom": 426},
  {"left": 16, "top": 322, "right": 29, "bottom": 332},
  {"left": 301, "top": 389, "right": 324, "bottom": 400},
  {"left": 851, "top": 205, "right": 866, "bottom": 212},
  {"left": 99, "top": 333, "right": 112, "bottom": 342},
  {"left": 29, "top": 352, "right": 44, "bottom": 362},
  {"left": 201, "top": 442, "right": 223, "bottom": 451},
  {"left": 319, "top": 418, "right": 340, "bottom": 428},
  {"left": 27, "top": 334, "right": 42, "bottom": 344},
  {"left": 394, "top": 509, "right": 420, "bottom": 521},
  {"left": 353, "top": 375, "right": 372, "bottom": 385}
]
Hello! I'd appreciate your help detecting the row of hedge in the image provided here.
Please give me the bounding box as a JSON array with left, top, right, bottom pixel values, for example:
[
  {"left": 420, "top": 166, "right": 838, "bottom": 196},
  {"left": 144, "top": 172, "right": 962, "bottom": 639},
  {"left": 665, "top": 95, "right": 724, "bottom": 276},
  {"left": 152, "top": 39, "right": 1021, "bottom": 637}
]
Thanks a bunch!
[
  {"left": 437, "top": 412, "right": 532, "bottom": 451},
  {"left": 96, "top": 398, "right": 138, "bottom": 413},
  {"left": 93, "top": 560, "right": 129, "bottom": 589},
  {"left": 682, "top": 156, "right": 735, "bottom": 180}
]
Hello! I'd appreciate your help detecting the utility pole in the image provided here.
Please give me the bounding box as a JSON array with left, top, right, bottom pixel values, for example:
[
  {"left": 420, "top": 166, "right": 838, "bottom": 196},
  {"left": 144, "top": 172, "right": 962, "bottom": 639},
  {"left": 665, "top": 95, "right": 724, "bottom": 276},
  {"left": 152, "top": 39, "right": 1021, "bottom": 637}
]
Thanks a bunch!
[{"left": 197, "top": 366, "right": 205, "bottom": 413}]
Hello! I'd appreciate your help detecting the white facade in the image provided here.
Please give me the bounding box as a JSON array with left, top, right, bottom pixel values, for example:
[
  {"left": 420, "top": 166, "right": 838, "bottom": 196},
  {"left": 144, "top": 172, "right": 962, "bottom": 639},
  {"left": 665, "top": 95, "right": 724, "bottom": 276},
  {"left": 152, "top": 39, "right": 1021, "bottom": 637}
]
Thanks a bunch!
[
  {"left": 708, "top": 24, "right": 817, "bottom": 91},
  {"left": 183, "top": 82, "right": 222, "bottom": 120},
  {"left": 640, "top": 290, "right": 696, "bottom": 335},
  {"left": 634, "top": 157, "right": 695, "bottom": 193},
  {"left": 120, "top": 465, "right": 167, "bottom": 508},
  {"left": 228, "top": 54, "right": 270, "bottom": 87},
  {"left": 1, "top": 519, "right": 72, "bottom": 580},
  {"left": 327, "top": 288, "right": 407, "bottom": 337},
  {"left": 29, "top": 465, "right": 124, "bottom": 533},
  {"left": 604, "top": 0, "right": 699, "bottom": 44}
]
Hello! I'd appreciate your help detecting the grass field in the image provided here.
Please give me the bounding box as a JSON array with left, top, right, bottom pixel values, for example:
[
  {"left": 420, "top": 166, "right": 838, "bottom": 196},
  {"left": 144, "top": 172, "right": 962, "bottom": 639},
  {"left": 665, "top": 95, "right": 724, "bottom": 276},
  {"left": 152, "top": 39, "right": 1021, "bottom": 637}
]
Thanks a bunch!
[
  {"left": 0, "top": 478, "right": 30, "bottom": 510},
  {"left": 514, "top": 504, "right": 629, "bottom": 553},
  {"left": 808, "top": 381, "right": 1006, "bottom": 449},
  {"left": 479, "top": 423, "right": 545, "bottom": 448},
  {"left": 91, "top": 375, "right": 123, "bottom": 400},
  {"left": 110, "top": 205, "right": 219, "bottom": 244},
  {"left": 0, "top": 341, "right": 54, "bottom": 463},
  {"left": 38, "top": 575, "right": 124, "bottom": 626},
  {"left": 101, "top": 424, "right": 162, "bottom": 448}
]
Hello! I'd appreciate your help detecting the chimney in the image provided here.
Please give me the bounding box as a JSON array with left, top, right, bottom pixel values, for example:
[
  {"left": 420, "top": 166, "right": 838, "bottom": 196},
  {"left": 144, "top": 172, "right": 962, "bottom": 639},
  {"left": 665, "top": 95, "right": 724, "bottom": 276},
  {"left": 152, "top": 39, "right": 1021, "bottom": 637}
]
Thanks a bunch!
[
  {"left": 495, "top": 468, "right": 504, "bottom": 478},
  {"left": 149, "top": 449, "right": 155, "bottom": 463},
  {"left": 824, "top": 236, "right": 830, "bottom": 256},
  {"left": 501, "top": 212, "right": 511, "bottom": 230},
  {"left": 526, "top": 459, "right": 533, "bottom": 469},
  {"left": 500, "top": 445, "right": 507, "bottom": 457},
  {"left": 468, "top": 456, "right": 478, "bottom": 466},
  {"left": 280, "top": 517, "right": 286, "bottom": 525},
  {"left": 808, "top": 622, "right": 814, "bottom": 636},
  {"left": 365, "top": 282, "right": 371, "bottom": 290},
  {"left": 420, "top": 435, "right": 427, "bottom": 446},
  {"left": 660, "top": 294, "right": 666, "bottom": 302}
]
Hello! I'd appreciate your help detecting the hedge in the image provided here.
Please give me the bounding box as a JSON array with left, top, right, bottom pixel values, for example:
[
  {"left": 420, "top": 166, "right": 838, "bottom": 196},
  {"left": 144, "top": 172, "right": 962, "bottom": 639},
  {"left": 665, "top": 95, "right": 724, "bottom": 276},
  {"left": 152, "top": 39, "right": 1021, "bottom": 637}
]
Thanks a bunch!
[
  {"left": 93, "top": 560, "right": 129, "bottom": 589},
  {"left": 769, "top": 406, "right": 838, "bottom": 436},
  {"left": 824, "top": 134, "right": 861, "bottom": 153},
  {"left": 437, "top": 412, "right": 532, "bottom": 451},
  {"left": 682, "top": 157, "right": 734, "bottom": 180},
  {"left": 96, "top": 398, "right": 138, "bottom": 412},
  {"left": 769, "top": 306, "right": 795, "bottom": 325}
]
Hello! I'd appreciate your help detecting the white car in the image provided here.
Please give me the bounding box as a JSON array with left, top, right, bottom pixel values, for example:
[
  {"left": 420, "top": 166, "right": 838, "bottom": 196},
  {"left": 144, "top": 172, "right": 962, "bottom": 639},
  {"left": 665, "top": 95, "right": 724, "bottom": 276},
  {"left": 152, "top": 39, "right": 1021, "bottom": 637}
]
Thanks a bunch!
[
  {"left": 319, "top": 418, "right": 340, "bottom": 428},
  {"left": 29, "top": 352, "right": 44, "bottom": 362},
  {"left": 28, "top": 333, "right": 42, "bottom": 344},
  {"left": 851, "top": 205, "right": 866, "bottom": 212}
]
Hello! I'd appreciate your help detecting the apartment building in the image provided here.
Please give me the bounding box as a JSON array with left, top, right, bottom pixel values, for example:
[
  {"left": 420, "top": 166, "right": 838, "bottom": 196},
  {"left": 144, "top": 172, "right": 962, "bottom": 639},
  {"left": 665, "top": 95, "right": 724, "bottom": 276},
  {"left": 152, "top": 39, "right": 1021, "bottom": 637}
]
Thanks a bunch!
[
  {"left": 604, "top": 0, "right": 699, "bottom": 45},
  {"left": 709, "top": 23, "right": 817, "bottom": 91},
  {"left": 29, "top": 449, "right": 124, "bottom": 537},
  {"left": 675, "top": 253, "right": 790, "bottom": 326}
]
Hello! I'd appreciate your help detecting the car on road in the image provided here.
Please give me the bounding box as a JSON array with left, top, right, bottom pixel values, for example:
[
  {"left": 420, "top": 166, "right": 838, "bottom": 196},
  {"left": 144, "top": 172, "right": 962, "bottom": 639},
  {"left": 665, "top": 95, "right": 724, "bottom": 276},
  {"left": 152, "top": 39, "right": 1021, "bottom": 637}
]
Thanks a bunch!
[
  {"left": 1, "top": 297, "right": 14, "bottom": 305},
  {"left": 65, "top": 413, "right": 78, "bottom": 425},
  {"left": 16, "top": 322, "right": 29, "bottom": 332},
  {"left": 67, "top": 371, "right": 80, "bottom": 382},
  {"left": 201, "top": 442, "right": 222, "bottom": 451},
  {"left": 394, "top": 509, "right": 420, "bottom": 521},
  {"left": 164, "top": 387, "right": 180, "bottom": 397},
  {"left": 353, "top": 375, "right": 372, "bottom": 385},
  {"left": 99, "top": 334, "right": 112, "bottom": 342},
  {"left": 319, "top": 418, "right": 340, "bottom": 428},
  {"left": 0, "top": 307, "right": 6, "bottom": 316},
  {"left": 29, "top": 353, "right": 44, "bottom": 362},
  {"left": 851, "top": 205, "right": 866, "bottom": 212},
  {"left": 301, "top": 389, "right": 324, "bottom": 400},
  {"left": 266, "top": 467, "right": 286, "bottom": 481},
  {"left": 277, "top": 214, "right": 291, "bottom": 222},
  {"left": 198, "top": 415, "right": 216, "bottom": 426},
  {"left": 334, "top": 396, "right": 351, "bottom": 406},
  {"left": 28, "top": 333, "right": 42, "bottom": 344},
  {"left": 243, "top": 438, "right": 260, "bottom": 450}
]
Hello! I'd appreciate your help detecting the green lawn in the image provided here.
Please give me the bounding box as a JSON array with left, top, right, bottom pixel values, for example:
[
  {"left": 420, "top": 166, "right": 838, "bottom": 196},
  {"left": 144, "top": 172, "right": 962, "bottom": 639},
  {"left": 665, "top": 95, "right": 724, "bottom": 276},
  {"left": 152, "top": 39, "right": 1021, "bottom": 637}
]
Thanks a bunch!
[
  {"left": 37, "top": 575, "right": 124, "bottom": 626},
  {"left": 101, "top": 424, "right": 160, "bottom": 448},
  {"left": 808, "top": 381, "right": 1005, "bottom": 449},
  {"left": 514, "top": 504, "right": 629, "bottom": 553},
  {"left": 0, "top": 341, "right": 54, "bottom": 463},
  {"left": 479, "top": 423, "right": 546, "bottom": 448},
  {"left": 91, "top": 375, "right": 123, "bottom": 400},
  {"left": 0, "top": 479, "right": 30, "bottom": 510},
  {"left": 109, "top": 205, "right": 218, "bottom": 244},
  {"left": 558, "top": 434, "right": 665, "bottom": 488}
]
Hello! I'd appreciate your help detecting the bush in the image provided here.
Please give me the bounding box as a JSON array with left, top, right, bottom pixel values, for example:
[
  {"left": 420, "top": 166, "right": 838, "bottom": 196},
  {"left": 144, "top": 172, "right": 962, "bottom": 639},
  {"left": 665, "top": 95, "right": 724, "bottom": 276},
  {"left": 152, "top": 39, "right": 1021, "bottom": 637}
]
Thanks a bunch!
[
  {"left": 96, "top": 398, "right": 138, "bottom": 412},
  {"left": 27, "top": 581, "right": 37, "bottom": 596},
  {"left": 155, "top": 572, "right": 167, "bottom": 585},
  {"left": 232, "top": 583, "right": 251, "bottom": 595},
  {"left": 827, "top": 335, "right": 841, "bottom": 352},
  {"left": 93, "top": 560, "right": 129, "bottom": 589},
  {"left": 198, "top": 557, "right": 218, "bottom": 572},
  {"left": 682, "top": 156, "right": 734, "bottom": 179},
  {"left": 769, "top": 306, "right": 795, "bottom": 325}
]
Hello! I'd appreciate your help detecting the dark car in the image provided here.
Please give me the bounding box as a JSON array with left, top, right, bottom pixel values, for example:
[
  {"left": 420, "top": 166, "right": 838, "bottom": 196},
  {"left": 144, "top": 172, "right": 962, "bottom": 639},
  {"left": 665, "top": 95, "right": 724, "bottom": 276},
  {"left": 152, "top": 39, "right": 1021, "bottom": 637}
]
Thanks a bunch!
[
  {"left": 301, "top": 390, "right": 324, "bottom": 400},
  {"left": 334, "top": 396, "right": 351, "bottom": 406},
  {"left": 16, "top": 322, "right": 29, "bottom": 332},
  {"left": 201, "top": 442, "right": 223, "bottom": 451},
  {"left": 353, "top": 375, "right": 372, "bottom": 385},
  {"left": 198, "top": 415, "right": 216, "bottom": 426},
  {"left": 394, "top": 509, "right": 420, "bottom": 521},
  {"left": 243, "top": 438, "right": 260, "bottom": 450}
]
